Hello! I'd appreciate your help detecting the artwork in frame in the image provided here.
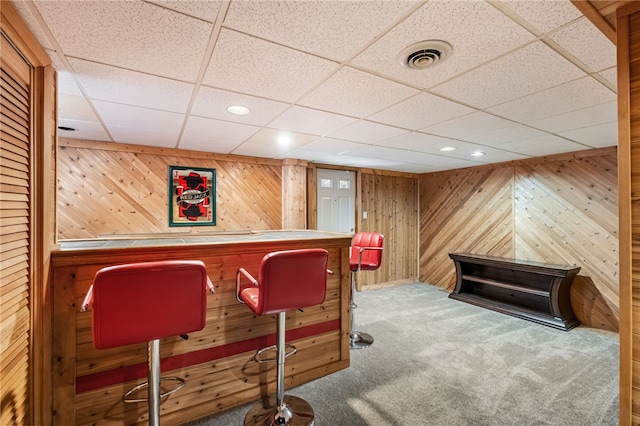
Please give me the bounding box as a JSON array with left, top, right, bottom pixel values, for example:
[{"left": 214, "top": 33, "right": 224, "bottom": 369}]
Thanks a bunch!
[{"left": 169, "top": 166, "right": 216, "bottom": 226}]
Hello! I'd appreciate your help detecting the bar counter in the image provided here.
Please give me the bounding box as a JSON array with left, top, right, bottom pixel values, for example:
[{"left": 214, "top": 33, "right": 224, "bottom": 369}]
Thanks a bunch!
[{"left": 51, "top": 230, "right": 352, "bottom": 425}]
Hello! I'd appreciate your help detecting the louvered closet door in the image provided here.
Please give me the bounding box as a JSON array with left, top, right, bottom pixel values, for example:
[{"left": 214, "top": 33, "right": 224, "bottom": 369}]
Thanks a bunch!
[{"left": 1, "top": 32, "right": 32, "bottom": 425}]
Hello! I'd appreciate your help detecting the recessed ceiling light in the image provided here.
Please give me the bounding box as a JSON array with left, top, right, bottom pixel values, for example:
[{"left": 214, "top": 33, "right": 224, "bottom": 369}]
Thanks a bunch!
[
  {"left": 227, "top": 105, "right": 250, "bottom": 115},
  {"left": 277, "top": 135, "right": 292, "bottom": 146},
  {"left": 439, "top": 146, "right": 456, "bottom": 152},
  {"left": 471, "top": 151, "right": 485, "bottom": 157}
]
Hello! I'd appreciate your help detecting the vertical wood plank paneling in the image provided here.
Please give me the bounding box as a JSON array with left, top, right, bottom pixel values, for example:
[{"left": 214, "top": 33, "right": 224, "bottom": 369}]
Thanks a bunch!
[
  {"left": 57, "top": 139, "right": 283, "bottom": 239},
  {"left": 282, "top": 159, "right": 307, "bottom": 229},
  {"left": 359, "top": 172, "right": 418, "bottom": 288}
]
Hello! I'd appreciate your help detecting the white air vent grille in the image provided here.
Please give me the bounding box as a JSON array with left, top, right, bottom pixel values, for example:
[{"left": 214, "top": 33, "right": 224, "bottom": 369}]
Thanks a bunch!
[{"left": 398, "top": 40, "right": 453, "bottom": 70}]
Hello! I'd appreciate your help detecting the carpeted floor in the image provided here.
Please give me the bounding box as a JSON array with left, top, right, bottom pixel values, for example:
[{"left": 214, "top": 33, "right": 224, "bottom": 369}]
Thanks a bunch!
[{"left": 186, "top": 283, "right": 619, "bottom": 426}]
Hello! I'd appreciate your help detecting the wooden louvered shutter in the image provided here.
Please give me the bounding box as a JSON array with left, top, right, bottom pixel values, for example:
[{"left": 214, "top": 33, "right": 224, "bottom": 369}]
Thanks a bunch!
[{"left": 0, "top": 32, "right": 32, "bottom": 425}]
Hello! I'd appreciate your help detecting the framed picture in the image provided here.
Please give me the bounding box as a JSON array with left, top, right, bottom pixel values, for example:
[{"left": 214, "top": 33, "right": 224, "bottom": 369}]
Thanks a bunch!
[{"left": 168, "top": 166, "right": 216, "bottom": 226}]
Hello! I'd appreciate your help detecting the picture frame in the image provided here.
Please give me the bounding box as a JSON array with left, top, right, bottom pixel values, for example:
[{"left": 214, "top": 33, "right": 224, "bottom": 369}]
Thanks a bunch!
[{"left": 168, "top": 166, "right": 216, "bottom": 226}]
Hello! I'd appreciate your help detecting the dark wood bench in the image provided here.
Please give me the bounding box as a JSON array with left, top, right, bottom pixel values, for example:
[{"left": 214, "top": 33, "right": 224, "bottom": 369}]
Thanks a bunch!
[{"left": 448, "top": 253, "right": 581, "bottom": 331}]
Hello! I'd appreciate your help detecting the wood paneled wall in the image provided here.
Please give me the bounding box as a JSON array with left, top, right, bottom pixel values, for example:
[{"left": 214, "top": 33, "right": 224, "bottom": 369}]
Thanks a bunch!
[
  {"left": 358, "top": 170, "right": 418, "bottom": 288},
  {"left": 57, "top": 139, "right": 283, "bottom": 239},
  {"left": 617, "top": 5, "right": 639, "bottom": 424},
  {"left": 420, "top": 147, "right": 618, "bottom": 332}
]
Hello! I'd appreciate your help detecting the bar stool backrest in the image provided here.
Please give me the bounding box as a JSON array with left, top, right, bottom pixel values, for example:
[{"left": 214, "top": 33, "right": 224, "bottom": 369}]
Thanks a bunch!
[
  {"left": 350, "top": 232, "right": 384, "bottom": 272},
  {"left": 253, "top": 249, "right": 329, "bottom": 316},
  {"left": 90, "top": 260, "right": 209, "bottom": 349}
]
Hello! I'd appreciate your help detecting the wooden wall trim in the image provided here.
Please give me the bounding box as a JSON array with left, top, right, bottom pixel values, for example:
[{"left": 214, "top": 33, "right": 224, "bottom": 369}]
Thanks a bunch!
[
  {"left": 0, "top": 2, "right": 51, "bottom": 67},
  {"left": 571, "top": 0, "right": 617, "bottom": 44},
  {"left": 616, "top": 7, "right": 633, "bottom": 425},
  {"left": 616, "top": 1, "right": 640, "bottom": 19}
]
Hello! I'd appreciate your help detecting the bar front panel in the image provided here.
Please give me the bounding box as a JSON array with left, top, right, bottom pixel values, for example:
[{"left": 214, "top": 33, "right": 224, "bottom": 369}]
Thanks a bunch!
[{"left": 51, "top": 232, "right": 351, "bottom": 425}]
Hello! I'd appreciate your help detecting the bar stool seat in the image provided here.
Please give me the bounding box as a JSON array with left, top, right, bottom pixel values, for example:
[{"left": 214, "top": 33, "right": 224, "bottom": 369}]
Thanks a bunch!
[
  {"left": 349, "top": 232, "right": 384, "bottom": 350},
  {"left": 81, "top": 260, "right": 214, "bottom": 426},
  {"left": 236, "top": 248, "right": 330, "bottom": 426}
]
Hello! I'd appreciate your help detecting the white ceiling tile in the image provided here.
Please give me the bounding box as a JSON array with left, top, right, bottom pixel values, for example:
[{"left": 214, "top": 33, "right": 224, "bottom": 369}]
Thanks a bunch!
[
  {"left": 146, "top": 0, "right": 223, "bottom": 23},
  {"left": 202, "top": 29, "right": 338, "bottom": 103},
  {"left": 549, "top": 17, "right": 616, "bottom": 72},
  {"left": 317, "top": 153, "right": 405, "bottom": 170},
  {"left": 299, "top": 66, "right": 419, "bottom": 118},
  {"left": 57, "top": 71, "right": 84, "bottom": 97},
  {"left": 268, "top": 106, "right": 357, "bottom": 136},
  {"left": 275, "top": 149, "right": 332, "bottom": 162},
  {"left": 376, "top": 132, "right": 457, "bottom": 153},
  {"left": 599, "top": 67, "right": 617, "bottom": 89},
  {"left": 528, "top": 101, "right": 617, "bottom": 133},
  {"left": 327, "top": 121, "right": 408, "bottom": 144},
  {"left": 191, "top": 87, "right": 290, "bottom": 126},
  {"left": 344, "top": 145, "right": 464, "bottom": 166},
  {"left": 179, "top": 117, "right": 260, "bottom": 153},
  {"left": 231, "top": 141, "right": 297, "bottom": 158},
  {"left": 421, "top": 111, "right": 515, "bottom": 139},
  {"left": 431, "top": 41, "right": 585, "bottom": 109},
  {"left": 106, "top": 125, "right": 179, "bottom": 148},
  {"left": 19, "top": 0, "right": 619, "bottom": 174},
  {"left": 369, "top": 93, "right": 476, "bottom": 130},
  {"left": 243, "top": 128, "right": 318, "bottom": 149},
  {"left": 500, "top": 0, "right": 582, "bottom": 34},
  {"left": 57, "top": 118, "right": 111, "bottom": 142},
  {"left": 58, "top": 94, "right": 101, "bottom": 122},
  {"left": 223, "top": 1, "right": 420, "bottom": 62},
  {"left": 302, "top": 138, "right": 367, "bottom": 154},
  {"left": 180, "top": 116, "right": 260, "bottom": 153},
  {"left": 487, "top": 77, "right": 617, "bottom": 124},
  {"left": 497, "top": 134, "right": 588, "bottom": 157},
  {"left": 463, "top": 124, "right": 546, "bottom": 146},
  {"left": 559, "top": 122, "right": 618, "bottom": 148},
  {"left": 179, "top": 137, "right": 243, "bottom": 154},
  {"left": 68, "top": 58, "right": 193, "bottom": 113},
  {"left": 33, "top": 1, "right": 212, "bottom": 81},
  {"left": 442, "top": 148, "right": 529, "bottom": 164},
  {"left": 351, "top": 1, "right": 535, "bottom": 89},
  {"left": 93, "top": 101, "right": 184, "bottom": 143}
]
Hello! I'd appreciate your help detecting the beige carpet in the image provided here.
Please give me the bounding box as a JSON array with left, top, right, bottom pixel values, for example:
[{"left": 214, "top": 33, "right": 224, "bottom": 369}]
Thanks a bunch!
[{"left": 186, "top": 283, "right": 619, "bottom": 426}]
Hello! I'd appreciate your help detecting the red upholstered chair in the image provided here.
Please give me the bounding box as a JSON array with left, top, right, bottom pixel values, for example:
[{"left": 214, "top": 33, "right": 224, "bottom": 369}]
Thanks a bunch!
[
  {"left": 81, "top": 260, "right": 214, "bottom": 426},
  {"left": 349, "top": 232, "right": 384, "bottom": 349},
  {"left": 236, "top": 248, "right": 330, "bottom": 426}
]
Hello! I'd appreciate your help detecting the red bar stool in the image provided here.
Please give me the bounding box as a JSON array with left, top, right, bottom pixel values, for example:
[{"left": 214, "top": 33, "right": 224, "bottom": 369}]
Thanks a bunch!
[
  {"left": 81, "top": 260, "right": 214, "bottom": 426},
  {"left": 349, "top": 232, "right": 384, "bottom": 350},
  {"left": 236, "top": 248, "right": 330, "bottom": 426}
]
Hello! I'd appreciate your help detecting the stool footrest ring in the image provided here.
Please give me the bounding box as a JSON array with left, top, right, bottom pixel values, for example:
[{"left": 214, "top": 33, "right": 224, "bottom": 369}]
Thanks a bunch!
[
  {"left": 253, "top": 343, "right": 297, "bottom": 364},
  {"left": 122, "top": 377, "right": 186, "bottom": 403}
]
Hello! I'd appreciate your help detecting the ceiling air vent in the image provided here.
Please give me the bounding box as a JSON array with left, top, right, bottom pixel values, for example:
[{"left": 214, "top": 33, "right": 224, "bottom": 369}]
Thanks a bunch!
[{"left": 398, "top": 40, "right": 453, "bottom": 70}]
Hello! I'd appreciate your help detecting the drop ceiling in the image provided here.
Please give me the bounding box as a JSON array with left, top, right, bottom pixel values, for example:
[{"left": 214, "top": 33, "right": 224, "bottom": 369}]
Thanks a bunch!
[{"left": 11, "top": 0, "right": 617, "bottom": 174}]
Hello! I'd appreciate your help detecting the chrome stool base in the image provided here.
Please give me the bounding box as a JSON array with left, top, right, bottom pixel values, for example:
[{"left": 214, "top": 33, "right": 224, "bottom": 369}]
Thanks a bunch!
[
  {"left": 243, "top": 395, "right": 314, "bottom": 426},
  {"left": 349, "top": 331, "right": 374, "bottom": 350}
]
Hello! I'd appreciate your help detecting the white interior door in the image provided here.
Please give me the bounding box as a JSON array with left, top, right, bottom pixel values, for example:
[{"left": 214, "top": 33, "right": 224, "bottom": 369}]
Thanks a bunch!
[{"left": 317, "top": 169, "right": 355, "bottom": 234}]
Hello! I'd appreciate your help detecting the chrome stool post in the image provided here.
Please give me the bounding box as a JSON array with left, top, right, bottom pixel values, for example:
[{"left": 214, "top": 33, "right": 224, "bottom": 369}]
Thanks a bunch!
[
  {"left": 348, "top": 232, "right": 384, "bottom": 350},
  {"left": 349, "top": 270, "right": 374, "bottom": 349},
  {"left": 237, "top": 249, "right": 331, "bottom": 426}
]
